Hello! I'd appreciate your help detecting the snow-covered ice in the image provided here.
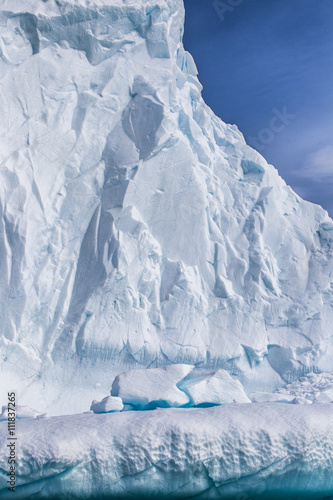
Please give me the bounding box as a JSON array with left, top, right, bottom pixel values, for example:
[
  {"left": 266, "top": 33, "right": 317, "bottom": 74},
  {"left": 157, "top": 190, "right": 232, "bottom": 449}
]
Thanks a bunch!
[
  {"left": 1, "top": 404, "right": 333, "bottom": 499},
  {"left": 181, "top": 369, "right": 251, "bottom": 405},
  {"left": 105, "top": 366, "right": 333, "bottom": 409},
  {"left": 109, "top": 364, "right": 250, "bottom": 409},
  {"left": 90, "top": 395, "right": 123, "bottom": 413},
  {"left": 111, "top": 364, "right": 193, "bottom": 409}
]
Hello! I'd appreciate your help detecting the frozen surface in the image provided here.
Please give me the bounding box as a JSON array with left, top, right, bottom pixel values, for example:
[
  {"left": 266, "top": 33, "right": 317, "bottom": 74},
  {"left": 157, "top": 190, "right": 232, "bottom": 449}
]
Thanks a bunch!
[
  {"left": 0, "top": 404, "right": 333, "bottom": 499},
  {"left": 0, "top": 0, "right": 332, "bottom": 414}
]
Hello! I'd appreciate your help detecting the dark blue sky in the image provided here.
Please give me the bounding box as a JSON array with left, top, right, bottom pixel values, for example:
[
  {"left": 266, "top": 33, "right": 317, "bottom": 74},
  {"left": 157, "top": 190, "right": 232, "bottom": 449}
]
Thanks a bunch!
[{"left": 183, "top": 0, "right": 333, "bottom": 216}]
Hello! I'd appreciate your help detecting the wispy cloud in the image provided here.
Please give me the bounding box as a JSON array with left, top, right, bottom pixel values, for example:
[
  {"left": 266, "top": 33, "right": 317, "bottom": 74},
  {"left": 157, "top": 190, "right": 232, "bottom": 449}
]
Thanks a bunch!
[{"left": 300, "top": 146, "right": 333, "bottom": 180}]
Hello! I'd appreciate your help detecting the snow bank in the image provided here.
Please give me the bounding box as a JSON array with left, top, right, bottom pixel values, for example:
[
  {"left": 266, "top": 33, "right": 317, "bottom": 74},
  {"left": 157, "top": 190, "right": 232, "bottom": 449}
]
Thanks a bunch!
[{"left": 0, "top": 404, "right": 332, "bottom": 499}]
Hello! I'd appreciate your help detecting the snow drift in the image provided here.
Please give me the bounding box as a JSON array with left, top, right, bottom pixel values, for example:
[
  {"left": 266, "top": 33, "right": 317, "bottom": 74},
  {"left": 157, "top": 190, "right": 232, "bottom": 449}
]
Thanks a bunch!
[{"left": 0, "top": 0, "right": 333, "bottom": 413}]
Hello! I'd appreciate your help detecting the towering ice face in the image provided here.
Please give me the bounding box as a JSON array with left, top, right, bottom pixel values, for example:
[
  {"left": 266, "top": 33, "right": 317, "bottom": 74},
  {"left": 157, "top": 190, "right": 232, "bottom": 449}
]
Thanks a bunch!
[{"left": 0, "top": 0, "right": 332, "bottom": 413}]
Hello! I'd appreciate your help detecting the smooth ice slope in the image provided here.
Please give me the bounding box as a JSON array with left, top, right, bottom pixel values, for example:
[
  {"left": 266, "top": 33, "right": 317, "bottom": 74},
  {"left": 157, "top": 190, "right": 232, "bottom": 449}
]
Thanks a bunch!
[
  {"left": 1, "top": 404, "right": 333, "bottom": 499},
  {"left": 0, "top": 0, "right": 333, "bottom": 413}
]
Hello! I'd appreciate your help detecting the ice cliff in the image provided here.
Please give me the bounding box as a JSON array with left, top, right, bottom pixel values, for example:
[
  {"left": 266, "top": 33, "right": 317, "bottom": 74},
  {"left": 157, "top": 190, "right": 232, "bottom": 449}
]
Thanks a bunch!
[{"left": 0, "top": 0, "right": 332, "bottom": 413}]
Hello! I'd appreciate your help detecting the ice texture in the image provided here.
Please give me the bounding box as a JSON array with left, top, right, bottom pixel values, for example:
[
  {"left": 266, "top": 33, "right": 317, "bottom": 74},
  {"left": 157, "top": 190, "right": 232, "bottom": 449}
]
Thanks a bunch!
[
  {"left": 1, "top": 404, "right": 333, "bottom": 499},
  {"left": 0, "top": 0, "right": 333, "bottom": 414}
]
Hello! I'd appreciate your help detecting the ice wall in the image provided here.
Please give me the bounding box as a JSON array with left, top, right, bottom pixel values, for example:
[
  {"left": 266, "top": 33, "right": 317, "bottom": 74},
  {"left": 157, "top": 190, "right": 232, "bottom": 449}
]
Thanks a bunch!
[{"left": 0, "top": 0, "right": 332, "bottom": 413}]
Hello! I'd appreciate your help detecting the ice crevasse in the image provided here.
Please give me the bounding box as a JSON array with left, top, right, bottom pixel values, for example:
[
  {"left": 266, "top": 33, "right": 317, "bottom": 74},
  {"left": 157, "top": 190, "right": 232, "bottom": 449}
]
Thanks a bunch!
[{"left": 0, "top": 0, "right": 332, "bottom": 414}]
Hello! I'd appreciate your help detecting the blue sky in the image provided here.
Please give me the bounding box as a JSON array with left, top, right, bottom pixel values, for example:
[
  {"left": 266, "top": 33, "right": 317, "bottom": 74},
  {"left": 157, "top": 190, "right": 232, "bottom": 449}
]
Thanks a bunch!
[{"left": 183, "top": 0, "right": 333, "bottom": 216}]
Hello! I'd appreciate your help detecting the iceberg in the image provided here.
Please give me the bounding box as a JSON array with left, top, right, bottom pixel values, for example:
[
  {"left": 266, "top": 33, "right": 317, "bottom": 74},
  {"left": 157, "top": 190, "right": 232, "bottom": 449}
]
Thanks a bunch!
[
  {"left": 0, "top": 0, "right": 332, "bottom": 498},
  {"left": 0, "top": 0, "right": 333, "bottom": 414}
]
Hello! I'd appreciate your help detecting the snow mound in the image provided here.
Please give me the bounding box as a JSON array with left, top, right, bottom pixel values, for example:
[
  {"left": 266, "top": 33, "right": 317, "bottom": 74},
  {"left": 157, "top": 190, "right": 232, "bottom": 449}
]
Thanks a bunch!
[
  {"left": 1, "top": 404, "right": 333, "bottom": 499},
  {"left": 181, "top": 368, "right": 251, "bottom": 405},
  {"left": 111, "top": 364, "right": 193, "bottom": 409},
  {"left": 90, "top": 396, "right": 123, "bottom": 413}
]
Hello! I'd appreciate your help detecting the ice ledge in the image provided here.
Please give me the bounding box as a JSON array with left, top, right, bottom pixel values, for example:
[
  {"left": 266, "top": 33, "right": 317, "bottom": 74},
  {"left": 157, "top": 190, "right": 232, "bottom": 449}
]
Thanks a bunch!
[{"left": 1, "top": 0, "right": 180, "bottom": 16}]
